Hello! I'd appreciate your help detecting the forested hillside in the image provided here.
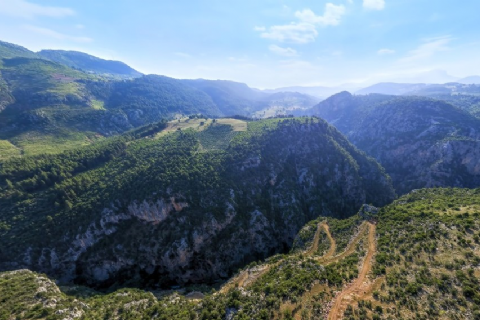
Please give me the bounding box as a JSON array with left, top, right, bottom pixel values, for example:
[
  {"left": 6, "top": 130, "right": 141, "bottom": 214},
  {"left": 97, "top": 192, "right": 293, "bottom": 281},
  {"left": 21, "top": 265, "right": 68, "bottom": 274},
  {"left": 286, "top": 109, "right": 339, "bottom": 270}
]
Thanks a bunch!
[
  {"left": 311, "top": 92, "right": 480, "bottom": 194},
  {"left": 38, "top": 50, "right": 143, "bottom": 79},
  {"left": 0, "top": 117, "right": 394, "bottom": 288},
  {"left": 0, "top": 40, "right": 318, "bottom": 160},
  {"left": 356, "top": 82, "right": 480, "bottom": 119}
]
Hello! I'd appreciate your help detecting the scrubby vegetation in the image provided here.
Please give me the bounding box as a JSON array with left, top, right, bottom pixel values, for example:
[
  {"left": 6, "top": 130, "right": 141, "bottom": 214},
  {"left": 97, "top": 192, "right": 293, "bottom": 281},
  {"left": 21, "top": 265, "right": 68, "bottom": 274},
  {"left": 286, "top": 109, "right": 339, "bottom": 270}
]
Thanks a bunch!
[
  {"left": 358, "top": 188, "right": 480, "bottom": 320},
  {"left": 2, "top": 188, "right": 479, "bottom": 319}
]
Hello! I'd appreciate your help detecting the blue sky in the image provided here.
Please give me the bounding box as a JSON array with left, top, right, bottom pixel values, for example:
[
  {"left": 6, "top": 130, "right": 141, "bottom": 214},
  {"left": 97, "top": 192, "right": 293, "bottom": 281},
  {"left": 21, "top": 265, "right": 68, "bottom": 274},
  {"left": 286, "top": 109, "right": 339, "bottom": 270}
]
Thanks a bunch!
[{"left": 0, "top": 0, "right": 479, "bottom": 88}]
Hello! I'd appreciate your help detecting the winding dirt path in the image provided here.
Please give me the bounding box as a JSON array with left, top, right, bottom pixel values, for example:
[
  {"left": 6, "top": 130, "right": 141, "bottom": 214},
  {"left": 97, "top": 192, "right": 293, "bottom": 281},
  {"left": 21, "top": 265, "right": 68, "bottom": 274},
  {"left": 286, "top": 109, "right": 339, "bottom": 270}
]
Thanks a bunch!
[
  {"left": 317, "top": 223, "right": 336, "bottom": 260},
  {"left": 306, "top": 222, "right": 324, "bottom": 256},
  {"left": 307, "top": 222, "right": 336, "bottom": 258},
  {"left": 220, "top": 221, "right": 332, "bottom": 294},
  {"left": 327, "top": 223, "right": 376, "bottom": 320},
  {"left": 317, "top": 222, "right": 368, "bottom": 265},
  {"left": 285, "top": 223, "right": 337, "bottom": 320}
]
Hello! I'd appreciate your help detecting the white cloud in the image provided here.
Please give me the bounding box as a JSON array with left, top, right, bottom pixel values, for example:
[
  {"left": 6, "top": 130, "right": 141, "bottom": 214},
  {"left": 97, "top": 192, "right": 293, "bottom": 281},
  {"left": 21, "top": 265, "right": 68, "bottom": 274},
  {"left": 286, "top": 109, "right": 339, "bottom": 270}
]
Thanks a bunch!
[
  {"left": 23, "top": 25, "right": 92, "bottom": 43},
  {"left": 260, "top": 23, "right": 317, "bottom": 44},
  {"left": 378, "top": 48, "right": 395, "bottom": 55},
  {"left": 295, "top": 4, "right": 346, "bottom": 26},
  {"left": 399, "top": 36, "right": 451, "bottom": 63},
  {"left": 363, "top": 0, "right": 385, "bottom": 10},
  {"left": 269, "top": 45, "right": 298, "bottom": 57},
  {"left": 75, "top": 24, "right": 85, "bottom": 30},
  {"left": 0, "top": 0, "right": 74, "bottom": 19},
  {"left": 258, "top": 3, "right": 346, "bottom": 44}
]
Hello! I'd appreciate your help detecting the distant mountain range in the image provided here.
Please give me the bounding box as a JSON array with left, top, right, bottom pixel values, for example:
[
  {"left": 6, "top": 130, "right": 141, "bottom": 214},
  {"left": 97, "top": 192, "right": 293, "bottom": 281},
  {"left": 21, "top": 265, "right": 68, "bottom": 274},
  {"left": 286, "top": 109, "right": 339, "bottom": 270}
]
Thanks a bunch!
[
  {"left": 355, "top": 82, "right": 428, "bottom": 95},
  {"left": 38, "top": 50, "right": 144, "bottom": 79},
  {"left": 0, "top": 40, "right": 143, "bottom": 79},
  {"left": 263, "top": 85, "right": 360, "bottom": 99},
  {"left": 264, "top": 72, "right": 480, "bottom": 98},
  {"left": 458, "top": 75, "right": 480, "bottom": 84},
  {"left": 356, "top": 81, "right": 480, "bottom": 96},
  {"left": 0, "top": 40, "right": 319, "bottom": 158}
]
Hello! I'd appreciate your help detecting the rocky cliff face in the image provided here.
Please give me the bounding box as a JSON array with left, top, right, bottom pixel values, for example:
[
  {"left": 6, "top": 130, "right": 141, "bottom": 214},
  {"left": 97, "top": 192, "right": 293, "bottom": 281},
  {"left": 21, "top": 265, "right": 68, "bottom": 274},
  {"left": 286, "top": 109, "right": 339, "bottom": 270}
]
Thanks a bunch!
[
  {"left": 74, "top": 121, "right": 393, "bottom": 288},
  {"left": 0, "top": 118, "right": 394, "bottom": 288},
  {"left": 312, "top": 92, "right": 480, "bottom": 194}
]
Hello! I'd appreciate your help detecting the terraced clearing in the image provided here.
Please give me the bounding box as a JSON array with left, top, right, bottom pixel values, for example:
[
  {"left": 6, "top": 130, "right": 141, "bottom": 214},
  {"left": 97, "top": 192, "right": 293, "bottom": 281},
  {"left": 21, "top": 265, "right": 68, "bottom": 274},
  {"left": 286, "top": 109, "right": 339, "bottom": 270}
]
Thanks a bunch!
[
  {"left": 155, "top": 117, "right": 247, "bottom": 138},
  {"left": 0, "top": 130, "right": 103, "bottom": 162}
]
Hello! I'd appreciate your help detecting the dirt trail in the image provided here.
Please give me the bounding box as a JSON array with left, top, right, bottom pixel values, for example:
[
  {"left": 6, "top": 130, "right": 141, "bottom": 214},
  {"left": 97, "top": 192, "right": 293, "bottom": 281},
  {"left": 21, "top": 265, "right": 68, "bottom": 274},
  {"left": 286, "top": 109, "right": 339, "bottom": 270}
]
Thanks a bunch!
[
  {"left": 220, "top": 221, "right": 332, "bottom": 294},
  {"left": 219, "top": 272, "right": 247, "bottom": 294},
  {"left": 317, "top": 222, "right": 368, "bottom": 265},
  {"left": 277, "top": 222, "right": 336, "bottom": 320},
  {"left": 307, "top": 222, "right": 335, "bottom": 257},
  {"left": 284, "top": 222, "right": 368, "bottom": 319},
  {"left": 286, "top": 223, "right": 337, "bottom": 320},
  {"left": 327, "top": 223, "right": 376, "bottom": 320},
  {"left": 317, "top": 223, "right": 336, "bottom": 260},
  {"left": 306, "top": 223, "right": 324, "bottom": 256}
]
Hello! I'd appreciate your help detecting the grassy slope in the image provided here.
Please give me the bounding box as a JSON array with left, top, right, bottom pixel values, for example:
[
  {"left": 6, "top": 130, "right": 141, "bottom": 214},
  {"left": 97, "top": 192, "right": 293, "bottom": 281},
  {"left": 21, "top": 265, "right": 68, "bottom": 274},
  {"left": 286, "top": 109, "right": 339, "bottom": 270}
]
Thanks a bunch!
[
  {"left": 0, "top": 56, "right": 103, "bottom": 160},
  {"left": 0, "top": 140, "right": 21, "bottom": 160},
  {"left": 0, "top": 60, "right": 219, "bottom": 161},
  {"left": 0, "top": 42, "right": 218, "bottom": 162}
]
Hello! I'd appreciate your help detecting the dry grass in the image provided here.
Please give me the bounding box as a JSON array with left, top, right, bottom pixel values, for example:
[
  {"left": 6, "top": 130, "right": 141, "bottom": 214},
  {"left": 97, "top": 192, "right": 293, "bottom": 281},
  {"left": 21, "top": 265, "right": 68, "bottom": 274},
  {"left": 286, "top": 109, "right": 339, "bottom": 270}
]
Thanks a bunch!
[
  {"left": 155, "top": 118, "right": 247, "bottom": 138},
  {"left": 155, "top": 118, "right": 212, "bottom": 138},
  {"left": 214, "top": 118, "right": 247, "bottom": 131}
]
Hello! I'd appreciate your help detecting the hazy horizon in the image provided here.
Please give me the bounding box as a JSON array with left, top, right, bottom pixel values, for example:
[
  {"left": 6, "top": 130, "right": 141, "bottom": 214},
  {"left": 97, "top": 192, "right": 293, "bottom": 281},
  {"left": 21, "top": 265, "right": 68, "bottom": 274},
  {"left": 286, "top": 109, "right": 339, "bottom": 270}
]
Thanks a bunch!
[{"left": 1, "top": 0, "right": 479, "bottom": 88}]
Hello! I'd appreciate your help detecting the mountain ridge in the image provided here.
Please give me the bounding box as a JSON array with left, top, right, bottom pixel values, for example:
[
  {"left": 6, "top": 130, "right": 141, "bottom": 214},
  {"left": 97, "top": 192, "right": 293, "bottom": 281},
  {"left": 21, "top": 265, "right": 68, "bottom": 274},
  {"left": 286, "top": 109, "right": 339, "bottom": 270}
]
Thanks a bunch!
[
  {"left": 311, "top": 92, "right": 480, "bottom": 194},
  {"left": 38, "top": 49, "right": 143, "bottom": 79},
  {"left": 0, "top": 40, "right": 318, "bottom": 160}
]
